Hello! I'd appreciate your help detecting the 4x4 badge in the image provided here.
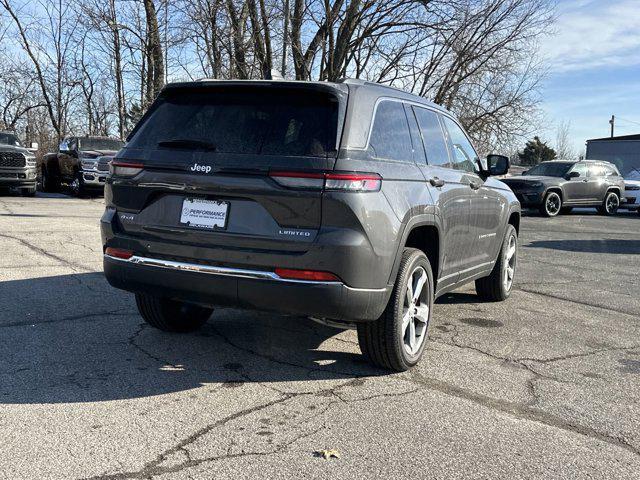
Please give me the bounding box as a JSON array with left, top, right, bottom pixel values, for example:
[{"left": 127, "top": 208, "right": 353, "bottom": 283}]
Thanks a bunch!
[{"left": 190, "top": 163, "right": 212, "bottom": 174}]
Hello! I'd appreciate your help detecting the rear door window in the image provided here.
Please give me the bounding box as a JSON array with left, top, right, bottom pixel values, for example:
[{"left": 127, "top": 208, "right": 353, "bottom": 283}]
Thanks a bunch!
[
  {"left": 413, "top": 107, "right": 450, "bottom": 167},
  {"left": 127, "top": 88, "right": 339, "bottom": 158},
  {"left": 368, "top": 100, "right": 413, "bottom": 161}
]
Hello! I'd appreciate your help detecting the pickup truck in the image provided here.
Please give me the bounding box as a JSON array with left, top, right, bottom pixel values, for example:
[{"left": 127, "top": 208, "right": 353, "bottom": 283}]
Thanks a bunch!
[
  {"left": 40, "top": 136, "right": 124, "bottom": 196},
  {"left": 0, "top": 131, "right": 38, "bottom": 196}
]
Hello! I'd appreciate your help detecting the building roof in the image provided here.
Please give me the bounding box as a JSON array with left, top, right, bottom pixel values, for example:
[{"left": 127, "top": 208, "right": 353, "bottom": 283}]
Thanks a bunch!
[{"left": 587, "top": 133, "right": 640, "bottom": 142}]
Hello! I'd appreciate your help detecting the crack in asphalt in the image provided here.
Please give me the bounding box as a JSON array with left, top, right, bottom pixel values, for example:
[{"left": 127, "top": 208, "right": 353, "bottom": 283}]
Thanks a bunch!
[
  {"left": 515, "top": 287, "right": 640, "bottom": 318},
  {"left": 0, "top": 232, "right": 95, "bottom": 273},
  {"left": 87, "top": 319, "right": 640, "bottom": 479},
  {"left": 425, "top": 324, "right": 640, "bottom": 455},
  {"left": 81, "top": 325, "right": 416, "bottom": 479},
  {"left": 81, "top": 378, "right": 379, "bottom": 480},
  {"left": 432, "top": 323, "right": 563, "bottom": 384},
  {"left": 0, "top": 309, "right": 135, "bottom": 329},
  {"left": 517, "top": 345, "right": 640, "bottom": 364},
  {"left": 406, "top": 370, "right": 640, "bottom": 458}
]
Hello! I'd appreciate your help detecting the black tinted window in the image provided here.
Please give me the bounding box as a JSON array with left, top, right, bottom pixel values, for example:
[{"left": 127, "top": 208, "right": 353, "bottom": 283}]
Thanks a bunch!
[
  {"left": 0, "top": 133, "right": 21, "bottom": 146},
  {"left": 525, "top": 162, "right": 572, "bottom": 177},
  {"left": 368, "top": 101, "right": 412, "bottom": 161},
  {"left": 413, "top": 107, "right": 449, "bottom": 167},
  {"left": 79, "top": 138, "right": 124, "bottom": 151},
  {"left": 128, "top": 88, "right": 338, "bottom": 158}
]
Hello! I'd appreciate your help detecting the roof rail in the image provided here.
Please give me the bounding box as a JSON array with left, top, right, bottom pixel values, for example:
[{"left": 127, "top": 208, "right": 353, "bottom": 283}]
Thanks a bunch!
[{"left": 337, "top": 77, "right": 410, "bottom": 95}]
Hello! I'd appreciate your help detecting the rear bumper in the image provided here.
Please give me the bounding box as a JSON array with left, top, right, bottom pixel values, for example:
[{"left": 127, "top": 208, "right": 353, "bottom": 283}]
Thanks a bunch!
[{"left": 104, "top": 254, "right": 391, "bottom": 322}]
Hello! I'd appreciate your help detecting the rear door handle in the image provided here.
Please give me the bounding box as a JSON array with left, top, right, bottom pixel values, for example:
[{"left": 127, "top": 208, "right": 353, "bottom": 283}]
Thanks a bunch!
[
  {"left": 429, "top": 177, "right": 445, "bottom": 187},
  {"left": 469, "top": 181, "right": 481, "bottom": 190}
]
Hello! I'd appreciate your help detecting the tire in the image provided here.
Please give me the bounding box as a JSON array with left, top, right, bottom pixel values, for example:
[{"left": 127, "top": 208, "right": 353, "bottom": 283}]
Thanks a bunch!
[
  {"left": 597, "top": 191, "right": 620, "bottom": 216},
  {"left": 70, "top": 171, "right": 87, "bottom": 197},
  {"left": 475, "top": 224, "right": 518, "bottom": 302},
  {"left": 539, "top": 191, "right": 562, "bottom": 217},
  {"left": 357, "top": 248, "right": 433, "bottom": 372},
  {"left": 135, "top": 293, "right": 213, "bottom": 333},
  {"left": 560, "top": 207, "right": 573, "bottom": 214},
  {"left": 41, "top": 165, "right": 60, "bottom": 193}
]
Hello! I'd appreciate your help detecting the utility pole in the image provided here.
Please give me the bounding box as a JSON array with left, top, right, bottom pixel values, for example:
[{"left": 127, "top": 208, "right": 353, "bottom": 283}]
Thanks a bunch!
[{"left": 609, "top": 115, "right": 615, "bottom": 138}]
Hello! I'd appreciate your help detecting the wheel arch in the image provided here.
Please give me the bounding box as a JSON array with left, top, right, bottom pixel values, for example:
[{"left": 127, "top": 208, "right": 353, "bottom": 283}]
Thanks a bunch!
[
  {"left": 544, "top": 186, "right": 563, "bottom": 200},
  {"left": 389, "top": 216, "right": 442, "bottom": 289},
  {"left": 508, "top": 210, "right": 520, "bottom": 234},
  {"left": 606, "top": 186, "right": 622, "bottom": 198},
  {"left": 43, "top": 154, "right": 60, "bottom": 172}
]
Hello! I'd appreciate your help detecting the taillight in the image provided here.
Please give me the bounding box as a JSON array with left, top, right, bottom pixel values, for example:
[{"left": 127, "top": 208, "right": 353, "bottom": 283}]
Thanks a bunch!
[
  {"left": 268, "top": 171, "right": 325, "bottom": 190},
  {"left": 105, "top": 247, "right": 134, "bottom": 259},
  {"left": 110, "top": 161, "right": 144, "bottom": 177},
  {"left": 325, "top": 173, "right": 381, "bottom": 192},
  {"left": 269, "top": 171, "right": 381, "bottom": 192},
  {"left": 274, "top": 268, "right": 340, "bottom": 282}
]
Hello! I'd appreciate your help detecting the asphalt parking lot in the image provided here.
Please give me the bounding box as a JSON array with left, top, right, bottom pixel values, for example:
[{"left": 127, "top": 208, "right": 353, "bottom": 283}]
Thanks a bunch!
[{"left": 1, "top": 194, "right": 639, "bottom": 479}]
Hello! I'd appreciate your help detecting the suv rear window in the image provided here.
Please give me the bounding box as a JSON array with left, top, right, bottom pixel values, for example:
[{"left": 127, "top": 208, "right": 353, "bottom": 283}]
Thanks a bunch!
[
  {"left": 128, "top": 88, "right": 339, "bottom": 158},
  {"left": 79, "top": 138, "right": 124, "bottom": 151}
]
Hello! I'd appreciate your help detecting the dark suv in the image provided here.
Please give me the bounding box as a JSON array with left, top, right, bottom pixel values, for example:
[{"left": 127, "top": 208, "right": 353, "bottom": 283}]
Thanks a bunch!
[
  {"left": 102, "top": 79, "right": 520, "bottom": 371},
  {"left": 502, "top": 160, "right": 625, "bottom": 217}
]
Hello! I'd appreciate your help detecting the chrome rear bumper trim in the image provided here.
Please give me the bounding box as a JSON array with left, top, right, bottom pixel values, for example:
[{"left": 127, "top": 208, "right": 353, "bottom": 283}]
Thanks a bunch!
[{"left": 104, "top": 254, "right": 341, "bottom": 285}]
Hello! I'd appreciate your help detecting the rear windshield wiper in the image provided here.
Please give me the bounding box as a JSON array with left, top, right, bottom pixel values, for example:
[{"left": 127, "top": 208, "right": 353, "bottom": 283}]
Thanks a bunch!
[{"left": 157, "top": 139, "right": 217, "bottom": 151}]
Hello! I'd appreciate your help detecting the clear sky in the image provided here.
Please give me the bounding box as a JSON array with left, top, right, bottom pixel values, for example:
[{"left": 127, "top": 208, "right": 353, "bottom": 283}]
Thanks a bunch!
[{"left": 539, "top": 0, "right": 640, "bottom": 155}]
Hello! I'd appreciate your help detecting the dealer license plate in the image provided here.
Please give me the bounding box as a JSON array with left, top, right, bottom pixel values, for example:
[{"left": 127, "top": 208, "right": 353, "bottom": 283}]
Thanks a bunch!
[{"left": 180, "top": 198, "right": 228, "bottom": 230}]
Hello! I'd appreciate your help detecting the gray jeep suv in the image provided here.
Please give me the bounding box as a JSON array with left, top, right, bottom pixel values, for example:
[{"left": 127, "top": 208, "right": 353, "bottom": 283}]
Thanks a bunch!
[
  {"left": 502, "top": 160, "right": 625, "bottom": 217},
  {"left": 102, "top": 79, "right": 520, "bottom": 371}
]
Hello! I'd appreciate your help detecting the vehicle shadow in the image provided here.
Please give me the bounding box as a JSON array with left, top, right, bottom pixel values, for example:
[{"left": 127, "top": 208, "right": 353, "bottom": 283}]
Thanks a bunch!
[
  {"left": 435, "top": 292, "right": 480, "bottom": 304},
  {"left": 526, "top": 239, "right": 640, "bottom": 254},
  {"left": 521, "top": 209, "right": 640, "bottom": 218},
  {"left": 0, "top": 273, "right": 385, "bottom": 404}
]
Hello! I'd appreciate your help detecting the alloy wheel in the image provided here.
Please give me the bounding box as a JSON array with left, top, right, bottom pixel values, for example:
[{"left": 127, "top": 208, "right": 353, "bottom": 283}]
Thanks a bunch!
[
  {"left": 606, "top": 193, "right": 619, "bottom": 214},
  {"left": 402, "top": 266, "right": 430, "bottom": 356},
  {"left": 545, "top": 193, "right": 561, "bottom": 216},
  {"left": 503, "top": 234, "right": 517, "bottom": 291}
]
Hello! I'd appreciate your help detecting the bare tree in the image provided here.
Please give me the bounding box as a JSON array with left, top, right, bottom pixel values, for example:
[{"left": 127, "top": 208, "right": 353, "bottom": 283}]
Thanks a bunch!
[
  {"left": 0, "top": 0, "right": 555, "bottom": 152},
  {"left": 1, "top": 0, "right": 78, "bottom": 141},
  {"left": 555, "top": 120, "right": 575, "bottom": 159},
  {"left": 143, "top": 0, "right": 165, "bottom": 105}
]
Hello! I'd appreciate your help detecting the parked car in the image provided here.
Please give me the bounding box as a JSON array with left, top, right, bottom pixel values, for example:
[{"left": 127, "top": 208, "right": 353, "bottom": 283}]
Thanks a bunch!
[
  {"left": 101, "top": 79, "right": 520, "bottom": 371},
  {"left": 40, "top": 136, "right": 124, "bottom": 196},
  {"left": 502, "top": 160, "right": 625, "bottom": 217},
  {"left": 620, "top": 168, "right": 640, "bottom": 214},
  {"left": 0, "top": 131, "right": 37, "bottom": 196}
]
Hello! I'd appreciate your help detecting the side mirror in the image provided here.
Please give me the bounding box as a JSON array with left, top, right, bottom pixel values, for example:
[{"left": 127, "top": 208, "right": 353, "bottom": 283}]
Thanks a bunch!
[
  {"left": 486, "top": 154, "right": 510, "bottom": 176},
  {"left": 566, "top": 171, "right": 580, "bottom": 180}
]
